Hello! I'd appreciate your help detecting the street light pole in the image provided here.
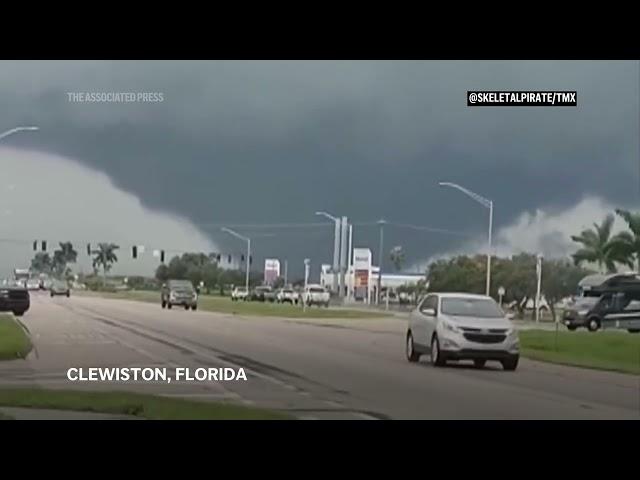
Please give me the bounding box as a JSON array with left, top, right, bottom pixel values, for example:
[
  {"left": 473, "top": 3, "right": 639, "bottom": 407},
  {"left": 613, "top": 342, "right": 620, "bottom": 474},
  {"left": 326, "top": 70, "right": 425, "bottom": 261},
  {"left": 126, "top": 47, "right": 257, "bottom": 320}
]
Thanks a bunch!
[
  {"left": 0, "top": 126, "right": 39, "bottom": 142},
  {"left": 1, "top": 126, "right": 39, "bottom": 270},
  {"left": 439, "top": 182, "right": 493, "bottom": 296},
  {"left": 377, "top": 219, "right": 386, "bottom": 304},
  {"left": 315, "top": 211, "right": 341, "bottom": 295},
  {"left": 221, "top": 227, "right": 251, "bottom": 295}
]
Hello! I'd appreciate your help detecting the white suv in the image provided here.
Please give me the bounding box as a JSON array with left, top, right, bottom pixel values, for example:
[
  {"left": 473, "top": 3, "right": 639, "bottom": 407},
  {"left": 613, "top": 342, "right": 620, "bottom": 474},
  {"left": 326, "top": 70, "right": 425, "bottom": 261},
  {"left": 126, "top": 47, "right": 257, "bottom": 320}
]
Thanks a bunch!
[
  {"left": 406, "top": 293, "right": 519, "bottom": 370},
  {"left": 231, "top": 286, "right": 249, "bottom": 301},
  {"left": 302, "top": 284, "right": 330, "bottom": 307}
]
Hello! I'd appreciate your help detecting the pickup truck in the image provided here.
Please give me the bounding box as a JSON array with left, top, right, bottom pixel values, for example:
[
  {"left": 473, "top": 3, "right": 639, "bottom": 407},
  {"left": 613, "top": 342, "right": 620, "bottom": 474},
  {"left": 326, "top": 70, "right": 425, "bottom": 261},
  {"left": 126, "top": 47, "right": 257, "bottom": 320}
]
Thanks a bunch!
[
  {"left": 302, "top": 284, "right": 330, "bottom": 307},
  {"left": 276, "top": 288, "right": 299, "bottom": 305}
]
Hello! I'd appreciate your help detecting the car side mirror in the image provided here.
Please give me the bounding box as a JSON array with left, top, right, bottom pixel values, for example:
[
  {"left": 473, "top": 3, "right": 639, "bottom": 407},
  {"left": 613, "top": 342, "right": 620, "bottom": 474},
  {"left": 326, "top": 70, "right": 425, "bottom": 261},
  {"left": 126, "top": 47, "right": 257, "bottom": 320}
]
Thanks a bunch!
[{"left": 421, "top": 308, "right": 436, "bottom": 316}]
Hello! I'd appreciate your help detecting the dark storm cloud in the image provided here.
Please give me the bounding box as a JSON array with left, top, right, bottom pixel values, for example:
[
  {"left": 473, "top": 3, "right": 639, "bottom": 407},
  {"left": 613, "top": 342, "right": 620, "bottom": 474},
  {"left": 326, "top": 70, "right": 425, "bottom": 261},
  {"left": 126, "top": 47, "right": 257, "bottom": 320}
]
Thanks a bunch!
[{"left": 0, "top": 61, "right": 637, "bottom": 276}]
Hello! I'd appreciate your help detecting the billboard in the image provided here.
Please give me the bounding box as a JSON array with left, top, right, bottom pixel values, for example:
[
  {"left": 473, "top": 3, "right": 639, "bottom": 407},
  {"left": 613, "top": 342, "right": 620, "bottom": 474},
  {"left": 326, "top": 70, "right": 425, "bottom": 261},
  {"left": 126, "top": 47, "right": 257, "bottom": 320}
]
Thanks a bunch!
[{"left": 264, "top": 259, "right": 281, "bottom": 285}]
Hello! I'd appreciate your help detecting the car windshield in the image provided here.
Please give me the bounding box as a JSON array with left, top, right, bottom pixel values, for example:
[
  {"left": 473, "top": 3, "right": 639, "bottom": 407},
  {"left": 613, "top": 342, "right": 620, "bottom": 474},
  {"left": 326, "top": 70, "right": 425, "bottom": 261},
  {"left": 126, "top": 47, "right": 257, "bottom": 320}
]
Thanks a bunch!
[
  {"left": 310, "top": 287, "right": 325, "bottom": 293},
  {"left": 441, "top": 298, "right": 504, "bottom": 318},
  {"left": 283, "top": 289, "right": 293, "bottom": 293},
  {"left": 169, "top": 281, "right": 193, "bottom": 291},
  {"left": 573, "top": 296, "right": 599, "bottom": 308}
]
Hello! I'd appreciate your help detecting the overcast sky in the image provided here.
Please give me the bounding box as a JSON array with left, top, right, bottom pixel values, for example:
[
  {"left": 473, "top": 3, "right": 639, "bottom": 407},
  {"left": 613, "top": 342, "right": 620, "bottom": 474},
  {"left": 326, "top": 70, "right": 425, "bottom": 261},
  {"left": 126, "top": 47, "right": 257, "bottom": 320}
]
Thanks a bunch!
[{"left": 0, "top": 60, "right": 638, "bottom": 278}]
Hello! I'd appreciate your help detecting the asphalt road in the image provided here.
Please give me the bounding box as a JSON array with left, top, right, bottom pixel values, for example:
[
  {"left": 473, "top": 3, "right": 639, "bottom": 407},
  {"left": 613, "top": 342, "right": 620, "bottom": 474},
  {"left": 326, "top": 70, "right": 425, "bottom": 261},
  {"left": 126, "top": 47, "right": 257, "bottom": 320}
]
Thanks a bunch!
[{"left": 1, "top": 292, "right": 639, "bottom": 419}]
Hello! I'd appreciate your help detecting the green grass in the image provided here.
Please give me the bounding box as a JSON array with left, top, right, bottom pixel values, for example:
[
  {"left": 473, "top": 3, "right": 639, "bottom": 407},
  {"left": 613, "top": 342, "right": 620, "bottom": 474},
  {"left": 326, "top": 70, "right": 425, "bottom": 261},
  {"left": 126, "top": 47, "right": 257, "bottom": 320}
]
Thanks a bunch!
[
  {"left": 519, "top": 330, "right": 640, "bottom": 375},
  {"left": 0, "top": 314, "right": 32, "bottom": 360},
  {"left": 0, "top": 388, "right": 290, "bottom": 420},
  {"left": 75, "top": 290, "right": 389, "bottom": 319}
]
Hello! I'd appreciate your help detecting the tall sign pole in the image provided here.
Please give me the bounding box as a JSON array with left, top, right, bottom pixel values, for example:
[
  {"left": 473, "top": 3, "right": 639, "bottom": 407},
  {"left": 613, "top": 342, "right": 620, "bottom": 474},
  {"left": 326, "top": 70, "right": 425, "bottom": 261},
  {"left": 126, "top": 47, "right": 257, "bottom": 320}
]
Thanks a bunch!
[{"left": 339, "top": 216, "right": 348, "bottom": 299}]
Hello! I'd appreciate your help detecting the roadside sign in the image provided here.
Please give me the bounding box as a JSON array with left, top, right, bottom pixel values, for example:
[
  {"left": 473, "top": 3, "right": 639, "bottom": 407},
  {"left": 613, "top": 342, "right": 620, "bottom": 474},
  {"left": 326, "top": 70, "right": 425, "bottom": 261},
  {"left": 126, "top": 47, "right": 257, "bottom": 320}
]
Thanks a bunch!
[{"left": 498, "top": 286, "right": 505, "bottom": 296}]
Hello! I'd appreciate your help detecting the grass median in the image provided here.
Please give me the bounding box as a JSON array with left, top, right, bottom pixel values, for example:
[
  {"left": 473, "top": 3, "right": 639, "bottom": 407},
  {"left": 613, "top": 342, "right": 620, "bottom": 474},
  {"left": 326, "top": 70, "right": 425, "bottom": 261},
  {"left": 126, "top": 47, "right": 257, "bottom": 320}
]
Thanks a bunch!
[
  {"left": 0, "top": 314, "right": 32, "bottom": 360},
  {"left": 519, "top": 330, "right": 640, "bottom": 375},
  {"left": 0, "top": 388, "right": 291, "bottom": 420},
  {"left": 75, "top": 290, "right": 390, "bottom": 319}
]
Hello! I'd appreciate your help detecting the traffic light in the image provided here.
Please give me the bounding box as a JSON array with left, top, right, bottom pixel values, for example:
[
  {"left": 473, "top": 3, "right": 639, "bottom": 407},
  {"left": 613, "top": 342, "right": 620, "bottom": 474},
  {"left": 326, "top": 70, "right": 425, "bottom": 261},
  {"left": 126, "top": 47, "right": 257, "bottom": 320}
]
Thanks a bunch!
[
  {"left": 33, "top": 240, "right": 37, "bottom": 251},
  {"left": 41, "top": 241, "right": 47, "bottom": 252},
  {"left": 249, "top": 255, "right": 253, "bottom": 265},
  {"left": 160, "top": 250, "right": 165, "bottom": 263},
  {"left": 228, "top": 254, "right": 232, "bottom": 263},
  {"left": 241, "top": 254, "right": 245, "bottom": 262},
  {"left": 87, "top": 244, "right": 91, "bottom": 255},
  {"left": 216, "top": 254, "right": 221, "bottom": 262},
  {"left": 132, "top": 245, "right": 138, "bottom": 259}
]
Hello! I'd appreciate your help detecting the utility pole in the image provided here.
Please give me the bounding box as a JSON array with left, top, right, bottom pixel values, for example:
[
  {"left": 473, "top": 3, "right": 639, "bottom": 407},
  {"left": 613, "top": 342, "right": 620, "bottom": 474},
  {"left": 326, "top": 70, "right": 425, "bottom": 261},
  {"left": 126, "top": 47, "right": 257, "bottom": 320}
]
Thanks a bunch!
[
  {"left": 284, "top": 260, "right": 288, "bottom": 285},
  {"left": 535, "top": 254, "right": 543, "bottom": 323},
  {"left": 377, "top": 219, "right": 386, "bottom": 304}
]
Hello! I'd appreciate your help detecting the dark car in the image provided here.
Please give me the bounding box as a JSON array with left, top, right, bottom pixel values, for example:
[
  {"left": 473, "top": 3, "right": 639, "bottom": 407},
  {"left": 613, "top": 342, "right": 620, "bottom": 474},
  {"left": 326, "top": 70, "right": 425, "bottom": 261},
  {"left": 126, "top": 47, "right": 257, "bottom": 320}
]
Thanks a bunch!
[
  {"left": 0, "top": 283, "right": 30, "bottom": 316},
  {"left": 161, "top": 279, "right": 198, "bottom": 310},
  {"left": 250, "top": 286, "right": 273, "bottom": 302}
]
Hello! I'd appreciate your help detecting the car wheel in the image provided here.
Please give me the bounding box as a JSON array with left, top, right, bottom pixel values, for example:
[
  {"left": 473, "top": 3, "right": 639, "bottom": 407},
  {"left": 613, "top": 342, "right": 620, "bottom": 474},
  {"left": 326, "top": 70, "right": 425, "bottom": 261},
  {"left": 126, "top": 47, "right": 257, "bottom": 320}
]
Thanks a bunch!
[
  {"left": 430, "top": 335, "right": 446, "bottom": 367},
  {"left": 628, "top": 329, "right": 640, "bottom": 333},
  {"left": 161, "top": 300, "right": 166, "bottom": 309},
  {"left": 66, "top": 291, "right": 70, "bottom": 298},
  {"left": 13, "top": 310, "right": 25, "bottom": 317},
  {"left": 191, "top": 305, "right": 197, "bottom": 311},
  {"left": 587, "top": 317, "right": 600, "bottom": 332},
  {"left": 406, "top": 332, "right": 421, "bottom": 362},
  {"left": 567, "top": 325, "right": 577, "bottom": 331},
  {"left": 184, "top": 305, "right": 189, "bottom": 310},
  {"left": 473, "top": 359, "right": 486, "bottom": 369},
  {"left": 501, "top": 355, "right": 519, "bottom": 371},
  {"left": 167, "top": 303, "right": 172, "bottom": 309},
  {"left": 50, "top": 292, "right": 54, "bottom": 298}
]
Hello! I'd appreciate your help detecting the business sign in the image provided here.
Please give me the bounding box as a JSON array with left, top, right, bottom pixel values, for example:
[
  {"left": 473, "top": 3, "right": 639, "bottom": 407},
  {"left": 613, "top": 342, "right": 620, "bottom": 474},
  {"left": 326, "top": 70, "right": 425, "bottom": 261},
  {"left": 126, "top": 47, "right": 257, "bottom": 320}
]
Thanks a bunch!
[
  {"left": 264, "top": 259, "right": 281, "bottom": 284},
  {"left": 353, "top": 248, "right": 372, "bottom": 270}
]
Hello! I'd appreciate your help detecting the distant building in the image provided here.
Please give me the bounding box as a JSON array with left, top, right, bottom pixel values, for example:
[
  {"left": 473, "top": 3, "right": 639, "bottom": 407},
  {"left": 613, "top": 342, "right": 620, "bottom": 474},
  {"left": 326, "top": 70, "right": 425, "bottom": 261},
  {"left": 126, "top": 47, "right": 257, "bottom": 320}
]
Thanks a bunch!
[{"left": 320, "top": 262, "right": 426, "bottom": 303}]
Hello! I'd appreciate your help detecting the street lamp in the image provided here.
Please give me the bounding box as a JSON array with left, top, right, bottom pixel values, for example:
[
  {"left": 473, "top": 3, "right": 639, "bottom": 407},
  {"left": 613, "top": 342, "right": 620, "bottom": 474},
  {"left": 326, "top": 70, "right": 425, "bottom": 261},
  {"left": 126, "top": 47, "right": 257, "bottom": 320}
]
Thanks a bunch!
[
  {"left": 439, "top": 181, "right": 493, "bottom": 296},
  {"left": 221, "top": 227, "right": 251, "bottom": 295},
  {"left": 315, "top": 211, "right": 341, "bottom": 294},
  {"left": 376, "top": 219, "right": 387, "bottom": 304},
  {"left": 0, "top": 126, "right": 39, "bottom": 142}
]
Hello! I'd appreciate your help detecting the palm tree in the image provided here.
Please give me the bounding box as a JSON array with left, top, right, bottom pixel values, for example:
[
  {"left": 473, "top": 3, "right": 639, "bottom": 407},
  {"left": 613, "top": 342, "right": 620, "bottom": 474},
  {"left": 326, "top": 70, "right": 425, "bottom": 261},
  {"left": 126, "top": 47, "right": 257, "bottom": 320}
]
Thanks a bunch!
[
  {"left": 92, "top": 243, "right": 120, "bottom": 284},
  {"left": 53, "top": 242, "right": 78, "bottom": 277},
  {"left": 389, "top": 246, "right": 405, "bottom": 272},
  {"left": 570, "top": 214, "right": 631, "bottom": 273},
  {"left": 612, "top": 209, "right": 640, "bottom": 271}
]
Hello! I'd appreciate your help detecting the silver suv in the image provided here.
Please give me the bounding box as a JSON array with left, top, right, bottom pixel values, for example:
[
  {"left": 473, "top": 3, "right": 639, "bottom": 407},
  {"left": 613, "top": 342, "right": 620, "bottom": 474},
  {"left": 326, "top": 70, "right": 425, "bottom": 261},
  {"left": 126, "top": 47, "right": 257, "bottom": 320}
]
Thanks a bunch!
[{"left": 406, "top": 293, "right": 519, "bottom": 370}]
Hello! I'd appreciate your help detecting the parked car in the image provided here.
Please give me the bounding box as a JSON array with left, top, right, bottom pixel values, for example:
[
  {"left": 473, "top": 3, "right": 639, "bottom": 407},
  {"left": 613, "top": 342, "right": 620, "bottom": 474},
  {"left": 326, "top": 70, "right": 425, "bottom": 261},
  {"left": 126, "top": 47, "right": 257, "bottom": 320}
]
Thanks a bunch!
[
  {"left": 250, "top": 286, "right": 273, "bottom": 302},
  {"left": 0, "top": 283, "right": 30, "bottom": 316},
  {"left": 264, "top": 289, "right": 278, "bottom": 303},
  {"left": 276, "top": 288, "right": 299, "bottom": 304},
  {"left": 161, "top": 279, "right": 198, "bottom": 310},
  {"left": 231, "top": 286, "right": 249, "bottom": 301},
  {"left": 26, "top": 278, "right": 41, "bottom": 291},
  {"left": 302, "top": 284, "right": 330, "bottom": 307},
  {"left": 49, "top": 279, "right": 70, "bottom": 297},
  {"left": 406, "top": 292, "right": 519, "bottom": 370}
]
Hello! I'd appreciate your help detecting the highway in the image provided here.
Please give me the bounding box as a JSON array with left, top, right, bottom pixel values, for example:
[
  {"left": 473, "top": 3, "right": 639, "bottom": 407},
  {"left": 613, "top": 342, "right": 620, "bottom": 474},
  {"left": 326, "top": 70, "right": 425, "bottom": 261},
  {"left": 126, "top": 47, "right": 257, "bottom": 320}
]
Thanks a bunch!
[{"left": 1, "top": 292, "right": 639, "bottom": 419}]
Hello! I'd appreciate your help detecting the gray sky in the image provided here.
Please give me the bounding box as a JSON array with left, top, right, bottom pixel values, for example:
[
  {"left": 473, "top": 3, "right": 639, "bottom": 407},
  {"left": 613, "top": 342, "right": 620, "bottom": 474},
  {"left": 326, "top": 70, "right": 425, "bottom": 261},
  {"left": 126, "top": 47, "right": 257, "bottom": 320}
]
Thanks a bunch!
[{"left": 0, "top": 61, "right": 638, "bottom": 277}]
